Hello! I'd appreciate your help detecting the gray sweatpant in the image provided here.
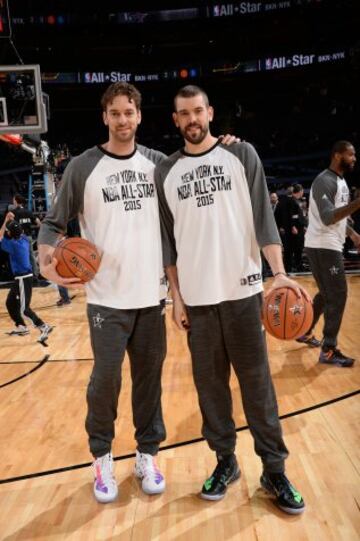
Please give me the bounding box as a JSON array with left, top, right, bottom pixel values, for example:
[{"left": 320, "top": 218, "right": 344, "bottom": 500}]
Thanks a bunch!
[
  {"left": 186, "top": 293, "right": 288, "bottom": 474},
  {"left": 86, "top": 301, "right": 166, "bottom": 458},
  {"left": 305, "top": 247, "right": 347, "bottom": 348}
]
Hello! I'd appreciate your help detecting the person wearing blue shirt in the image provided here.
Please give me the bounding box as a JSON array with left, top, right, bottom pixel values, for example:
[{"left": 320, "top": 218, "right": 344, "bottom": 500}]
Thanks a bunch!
[{"left": 0, "top": 212, "right": 52, "bottom": 342}]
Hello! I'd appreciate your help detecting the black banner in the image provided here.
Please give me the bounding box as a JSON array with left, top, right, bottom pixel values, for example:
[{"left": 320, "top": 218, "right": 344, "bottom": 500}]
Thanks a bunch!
[{"left": 41, "top": 48, "right": 346, "bottom": 86}]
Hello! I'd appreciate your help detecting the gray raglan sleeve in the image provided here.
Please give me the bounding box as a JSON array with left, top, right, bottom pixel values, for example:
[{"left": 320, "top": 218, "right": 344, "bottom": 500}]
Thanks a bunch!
[
  {"left": 137, "top": 144, "right": 167, "bottom": 166},
  {"left": 226, "top": 142, "right": 281, "bottom": 248},
  {"left": 154, "top": 161, "right": 177, "bottom": 267},
  {"left": 38, "top": 148, "right": 100, "bottom": 247},
  {"left": 311, "top": 172, "right": 337, "bottom": 226}
]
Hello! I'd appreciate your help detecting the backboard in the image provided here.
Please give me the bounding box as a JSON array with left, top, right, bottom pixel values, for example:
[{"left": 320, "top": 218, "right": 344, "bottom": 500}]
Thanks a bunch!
[{"left": 0, "top": 64, "right": 48, "bottom": 134}]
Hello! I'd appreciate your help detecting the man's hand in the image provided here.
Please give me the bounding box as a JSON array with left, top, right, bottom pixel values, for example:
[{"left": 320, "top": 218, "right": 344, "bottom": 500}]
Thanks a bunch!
[
  {"left": 165, "top": 265, "right": 190, "bottom": 331},
  {"left": 6, "top": 211, "right": 15, "bottom": 221},
  {"left": 346, "top": 225, "right": 360, "bottom": 252},
  {"left": 39, "top": 243, "right": 84, "bottom": 288},
  {"left": 291, "top": 226, "right": 298, "bottom": 235},
  {"left": 220, "top": 134, "right": 241, "bottom": 145},
  {"left": 172, "top": 295, "right": 190, "bottom": 331},
  {"left": 42, "top": 257, "right": 84, "bottom": 288},
  {"left": 352, "top": 234, "right": 360, "bottom": 252},
  {"left": 264, "top": 273, "right": 312, "bottom": 302}
]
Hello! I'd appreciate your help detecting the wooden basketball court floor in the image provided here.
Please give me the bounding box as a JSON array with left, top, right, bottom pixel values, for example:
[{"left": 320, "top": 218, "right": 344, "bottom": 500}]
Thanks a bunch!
[{"left": 0, "top": 276, "right": 359, "bottom": 540}]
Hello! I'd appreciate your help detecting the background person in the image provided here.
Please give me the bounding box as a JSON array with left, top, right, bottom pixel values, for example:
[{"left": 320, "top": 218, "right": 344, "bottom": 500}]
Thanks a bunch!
[
  {"left": 304, "top": 140, "right": 360, "bottom": 366},
  {"left": 12, "top": 193, "right": 41, "bottom": 277},
  {"left": 0, "top": 213, "right": 52, "bottom": 342},
  {"left": 287, "top": 184, "right": 307, "bottom": 272}
]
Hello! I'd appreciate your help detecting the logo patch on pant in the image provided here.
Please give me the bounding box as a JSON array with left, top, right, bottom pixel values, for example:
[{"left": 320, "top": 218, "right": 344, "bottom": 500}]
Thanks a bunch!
[{"left": 93, "top": 313, "right": 104, "bottom": 329}]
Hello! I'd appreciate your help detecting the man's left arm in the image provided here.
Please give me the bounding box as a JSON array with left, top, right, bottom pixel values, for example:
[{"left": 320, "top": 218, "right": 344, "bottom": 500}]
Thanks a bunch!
[
  {"left": 239, "top": 142, "right": 281, "bottom": 248},
  {"left": 239, "top": 143, "right": 311, "bottom": 300},
  {"left": 346, "top": 223, "right": 360, "bottom": 251},
  {"left": 154, "top": 161, "right": 177, "bottom": 270}
]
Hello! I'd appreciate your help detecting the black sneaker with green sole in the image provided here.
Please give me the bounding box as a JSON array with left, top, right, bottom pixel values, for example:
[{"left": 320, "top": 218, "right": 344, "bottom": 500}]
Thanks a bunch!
[
  {"left": 201, "top": 454, "right": 240, "bottom": 501},
  {"left": 260, "top": 472, "right": 305, "bottom": 514}
]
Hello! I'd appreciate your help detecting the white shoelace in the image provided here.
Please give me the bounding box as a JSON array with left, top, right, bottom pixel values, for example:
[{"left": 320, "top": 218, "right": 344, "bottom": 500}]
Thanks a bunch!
[{"left": 94, "top": 453, "right": 114, "bottom": 485}]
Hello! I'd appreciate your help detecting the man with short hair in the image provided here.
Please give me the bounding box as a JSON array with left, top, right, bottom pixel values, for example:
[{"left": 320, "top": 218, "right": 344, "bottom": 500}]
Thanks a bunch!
[
  {"left": 38, "top": 82, "right": 168, "bottom": 503},
  {"left": 12, "top": 194, "right": 41, "bottom": 233},
  {"left": 303, "top": 141, "right": 360, "bottom": 365},
  {"left": 156, "top": 85, "right": 309, "bottom": 515},
  {"left": 269, "top": 192, "right": 278, "bottom": 212}
]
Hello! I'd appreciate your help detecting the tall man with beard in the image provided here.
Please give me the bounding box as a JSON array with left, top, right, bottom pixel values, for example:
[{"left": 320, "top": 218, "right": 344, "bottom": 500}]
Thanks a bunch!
[
  {"left": 304, "top": 141, "right": 360, "bottom": 366},
  {"left": 156, "top": 85, "right": 311, "bottom": 515},
  {"left": 38, "top": 82, "right": 168, "bottom": 503}
]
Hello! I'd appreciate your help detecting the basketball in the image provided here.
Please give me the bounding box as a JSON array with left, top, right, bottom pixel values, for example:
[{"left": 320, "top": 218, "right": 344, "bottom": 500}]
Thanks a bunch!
[
  {"left": 262, "top": 287, "right": 313, "bottom": 340},
  {"left": 53, "top": 237, "right": 101, "bottom": 283}
]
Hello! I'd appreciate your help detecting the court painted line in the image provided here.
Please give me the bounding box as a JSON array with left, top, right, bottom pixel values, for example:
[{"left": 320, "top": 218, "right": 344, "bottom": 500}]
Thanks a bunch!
[
  {"left": 0, "top": 358, "right": 93, "bottom": 365},
  {"left": 0, "top": 388, "right": 358, "bottom": 485},
  {"left": 0, "top": 295, "right": 78, "bottom": 317},
  {"left": 0, "top": 355, "right": 50, "bottom": 389}
]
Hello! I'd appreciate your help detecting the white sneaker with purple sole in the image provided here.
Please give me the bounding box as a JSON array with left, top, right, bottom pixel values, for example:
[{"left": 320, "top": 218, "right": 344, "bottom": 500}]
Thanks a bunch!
[
  {"left": 134, "top": 450, "right": 165, "bottom": 495},
  {"left": 93, "top": 452, "right": 118, "bottom": 503}
]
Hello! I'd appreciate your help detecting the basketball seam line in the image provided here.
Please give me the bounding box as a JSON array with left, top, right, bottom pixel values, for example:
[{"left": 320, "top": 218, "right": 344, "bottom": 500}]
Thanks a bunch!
[
  {"left": 55, "top": 246, "right": 76, "bottom": 279},
  {"left": 62, "top": 243, "right": 99, "bottom": 274},
  {"left": 283, "top": 288, "right": 287, "bottom": 339}
]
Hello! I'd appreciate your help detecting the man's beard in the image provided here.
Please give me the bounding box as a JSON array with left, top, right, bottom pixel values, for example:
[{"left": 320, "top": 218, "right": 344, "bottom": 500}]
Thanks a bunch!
[
  {"left": 112, "top": 126, "right": 137, "bottom": 143},
  {"left": 181, "top": 123, "right": 208, "bottom": 145},
  {"left": 340, "top": 158, "right": 354, "bottom": 174}
]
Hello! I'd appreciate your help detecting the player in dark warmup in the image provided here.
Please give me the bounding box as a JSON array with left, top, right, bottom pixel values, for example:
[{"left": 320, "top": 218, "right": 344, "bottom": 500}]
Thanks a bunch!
[
  {"left": 304, "top": 141, "right": 360, "bottom": 366},
  {"left": 156, "top": 85, "right": 310, "bottom": 515},
  {"left": 0, "top": 213, "right": 52, "bottom": 342}
]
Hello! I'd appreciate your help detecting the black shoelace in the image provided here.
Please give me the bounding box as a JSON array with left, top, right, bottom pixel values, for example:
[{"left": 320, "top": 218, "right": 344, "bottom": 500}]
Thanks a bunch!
[
  {"left": 213, "top": 459, "right": 233, "bottom": 483},
  {"left": 332, "top": 348, "right": 348, "bottom": 359}
]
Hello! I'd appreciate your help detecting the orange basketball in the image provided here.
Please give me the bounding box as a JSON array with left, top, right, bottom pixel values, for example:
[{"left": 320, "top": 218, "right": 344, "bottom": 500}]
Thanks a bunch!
[
  {"left": 53, "top": 237, "right": 101, "bottom": 283},
  {"left": 262, "top": 287, "right": 313, "bottom": 340}
]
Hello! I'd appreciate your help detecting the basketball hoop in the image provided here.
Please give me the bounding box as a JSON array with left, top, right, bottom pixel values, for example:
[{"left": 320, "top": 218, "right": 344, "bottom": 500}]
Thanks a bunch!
[{"left": 0, "top": 133, "right": 23, "bottom": 145}]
